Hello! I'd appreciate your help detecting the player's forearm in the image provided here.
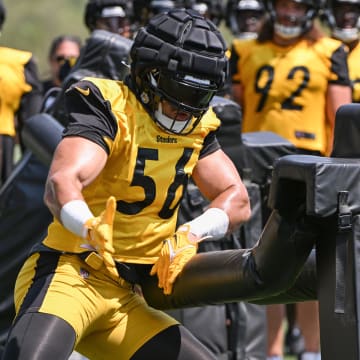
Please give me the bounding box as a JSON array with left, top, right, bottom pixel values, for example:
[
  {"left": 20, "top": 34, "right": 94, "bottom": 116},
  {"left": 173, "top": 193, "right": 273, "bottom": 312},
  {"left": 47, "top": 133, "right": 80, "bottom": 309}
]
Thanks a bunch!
[
  {"left": 183, "top": 183, "right": 251, "bottom": 243},
  {"left": 44, "top": 169, "right": 86, "bottom": 221},
  {"left": 208, "top": 182, "right": 251, "bottom": 233}
]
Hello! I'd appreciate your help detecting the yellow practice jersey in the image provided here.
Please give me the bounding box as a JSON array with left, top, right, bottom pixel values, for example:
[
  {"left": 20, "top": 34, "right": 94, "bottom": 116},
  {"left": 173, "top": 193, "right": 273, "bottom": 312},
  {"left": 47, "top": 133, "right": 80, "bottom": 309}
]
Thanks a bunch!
[
  {"left": 0, "top": 47, "right": 33, "bottom": 136},
  {"left": 43, "top": 78, "right": 221, "bottom": 264},
  {"left": 348, "top": 42, "right": 360, "bottom": 102},
  {"left": 230, "top": 37, "right": 350, "bottom": 153}
]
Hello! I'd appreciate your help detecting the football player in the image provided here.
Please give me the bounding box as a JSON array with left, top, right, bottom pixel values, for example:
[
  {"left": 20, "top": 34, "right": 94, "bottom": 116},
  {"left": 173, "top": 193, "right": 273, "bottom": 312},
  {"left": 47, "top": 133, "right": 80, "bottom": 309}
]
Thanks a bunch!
[
  {"left": 322, "top": 0, "right": 360, "bottom": 102},
  {"left": 2, "top": 9, "right": 250, "bottom": 360},
  {"left": 230, "top": 0, "right": 351, "bottom": 156}
]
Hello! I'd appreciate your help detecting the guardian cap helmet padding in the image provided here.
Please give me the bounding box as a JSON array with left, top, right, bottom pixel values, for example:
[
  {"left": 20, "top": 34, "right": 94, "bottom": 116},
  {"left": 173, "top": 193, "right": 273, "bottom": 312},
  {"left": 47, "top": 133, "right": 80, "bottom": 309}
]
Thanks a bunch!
[
  {"left": 266, "top": 0, "right": 321, "bottom": 39},
  {"left": 322, "top": 0, "right": 360, "bottom": 43},
  {"left": 84, "top": 0, "right": 132, "bottom": 32},
  {"left": 130, "top": 8, "right": 228, "bottom": 134}
]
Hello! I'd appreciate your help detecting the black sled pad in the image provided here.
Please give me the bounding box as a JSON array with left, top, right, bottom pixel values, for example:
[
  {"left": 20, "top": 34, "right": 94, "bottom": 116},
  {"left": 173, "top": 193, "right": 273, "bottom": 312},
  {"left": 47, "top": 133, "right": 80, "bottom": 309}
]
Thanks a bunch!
[{"left": 268, "top": 155, "right": 360, "bottom": 217}]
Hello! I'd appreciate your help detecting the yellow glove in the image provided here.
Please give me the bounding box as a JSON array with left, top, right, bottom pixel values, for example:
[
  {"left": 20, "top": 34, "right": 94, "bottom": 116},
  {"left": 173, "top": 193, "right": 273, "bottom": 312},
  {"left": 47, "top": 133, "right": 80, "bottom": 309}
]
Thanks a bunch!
[
  {"left": 150, "top": 225, "right": 198, "bottom": 295},
  {"left": 84, "top": 196, "right": 119, "bottom": 278}
]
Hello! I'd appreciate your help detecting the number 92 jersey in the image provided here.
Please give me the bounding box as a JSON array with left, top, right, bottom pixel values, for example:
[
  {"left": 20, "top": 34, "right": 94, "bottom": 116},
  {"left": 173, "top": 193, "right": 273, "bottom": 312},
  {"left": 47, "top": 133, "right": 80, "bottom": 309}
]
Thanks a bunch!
[
  {"left": 230, "top": 38, "right": 350, "bottom": 154},
  {"left": 43, "top": 77, "right": 221, "bottom": 264}
]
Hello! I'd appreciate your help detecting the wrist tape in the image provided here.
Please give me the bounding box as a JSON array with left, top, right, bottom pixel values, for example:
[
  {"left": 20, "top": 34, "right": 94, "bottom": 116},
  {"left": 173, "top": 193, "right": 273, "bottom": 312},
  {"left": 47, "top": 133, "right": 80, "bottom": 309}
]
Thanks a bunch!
[
  {"left": 186, "top": 208, "right": 229, "bottom": 241},
  {"left": 60, "top": 200, "right": 94, "bottom": 238}
]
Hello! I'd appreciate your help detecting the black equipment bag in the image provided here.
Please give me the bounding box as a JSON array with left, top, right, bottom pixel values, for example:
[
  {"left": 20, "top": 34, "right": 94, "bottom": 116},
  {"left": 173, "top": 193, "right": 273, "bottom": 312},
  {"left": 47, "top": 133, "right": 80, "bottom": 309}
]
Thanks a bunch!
[{"left": 0, "top": 152, "right": 53, "bottom": 355}]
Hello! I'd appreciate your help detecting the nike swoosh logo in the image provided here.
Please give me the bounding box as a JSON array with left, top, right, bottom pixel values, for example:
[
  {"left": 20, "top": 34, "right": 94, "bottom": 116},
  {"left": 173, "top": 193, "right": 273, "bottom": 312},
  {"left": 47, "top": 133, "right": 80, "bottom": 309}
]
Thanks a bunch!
[{"left": 76, "top": 86, "right": 90, "bottom": 96}]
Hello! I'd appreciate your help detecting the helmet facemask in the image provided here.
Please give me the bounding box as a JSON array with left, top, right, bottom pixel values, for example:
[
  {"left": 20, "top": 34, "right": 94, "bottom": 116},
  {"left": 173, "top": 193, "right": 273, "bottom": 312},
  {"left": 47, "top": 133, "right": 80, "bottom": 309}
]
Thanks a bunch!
[{"left": 140, "top": 69, "right": 218, "bottom": 134}]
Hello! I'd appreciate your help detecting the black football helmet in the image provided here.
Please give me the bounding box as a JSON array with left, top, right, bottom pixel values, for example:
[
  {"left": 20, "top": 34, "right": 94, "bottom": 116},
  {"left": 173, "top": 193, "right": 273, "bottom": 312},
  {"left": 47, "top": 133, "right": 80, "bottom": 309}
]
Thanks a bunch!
[
  {"left": 226, "top": 0, "right": 266, "bottom": 38},
  {"left": 84, "top": 0, "right": 133, "bottom": 36},
  {"left": 322, "top": 0, "right": 360, "bottom": 43},
  {"left": 183, "top": 0, "right": 224, "bottom": 25},
  {"left": 266, "top": 0, "right": 321, "bottom": 39},
  {"left": 132, "top": 0, "right": 181, "bottom": 28},
  {"left": 130, "top": 8, "right": 228, "bottom": 134}
]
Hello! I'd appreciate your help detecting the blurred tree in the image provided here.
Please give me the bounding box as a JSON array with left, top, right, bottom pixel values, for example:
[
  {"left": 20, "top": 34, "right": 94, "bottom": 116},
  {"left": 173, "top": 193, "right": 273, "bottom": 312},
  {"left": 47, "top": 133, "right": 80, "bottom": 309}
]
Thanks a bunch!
[{"left": 1, "top": 0, "right": 88, "bottom": 80}]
